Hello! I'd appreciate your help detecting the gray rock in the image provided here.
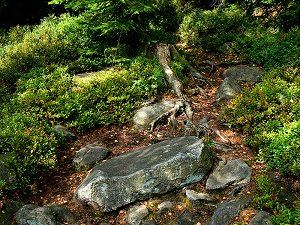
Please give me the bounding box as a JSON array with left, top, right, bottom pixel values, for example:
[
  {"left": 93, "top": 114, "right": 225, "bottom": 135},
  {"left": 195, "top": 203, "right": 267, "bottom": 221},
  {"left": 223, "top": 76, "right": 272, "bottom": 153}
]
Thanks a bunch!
[
  {"left": 0, "top": 153, "right": 15, "bottom": 184},
  {"left": 176, "top": 209, "right": 194, "bottom": 225},
  {"left": 185, "top": 190, "right": 216, "bottom": 202},
  {"left": 216, "top": 77, "right": 241, "bottom": 102},
  {"left": 249, "top": 211, "right": 273, "bottom": 225},
  {"left": 75, "top": 136, "right": 214, "bottom": 212},
  {"left": 206, "top": 159, "right": 252, "bottom": 190},
  {"left": 217, "top": 66, "right": 263, "bottom": 102},
  {"left": 15, "top": 204, "right": 76, "bottom": 225},
  {"left": 73, "top": 142, "right": 110, "bottom": 171},
  {"left": 157, "top": 201, "right": 174, "bottom": 215},
  {"left": 133, "top": 100, "right": 183, "bottom": 130},
  {"left": 141, "top": 221, "right": 156, "bottom": 225},
  {"left": 127, "top": 205, "right": 149, "bottom": 225},
  {"left": 222, "top": 66, "right": 262, "bottom": 82},
  {"left": 53, "top": 125, "right": 76, "bottom": 139},
  {"left": 207, "top": 198, "right": 251, "bottom": 225},
  {"left": 0, "top": 200, "right": 24, "bottom": 225}
]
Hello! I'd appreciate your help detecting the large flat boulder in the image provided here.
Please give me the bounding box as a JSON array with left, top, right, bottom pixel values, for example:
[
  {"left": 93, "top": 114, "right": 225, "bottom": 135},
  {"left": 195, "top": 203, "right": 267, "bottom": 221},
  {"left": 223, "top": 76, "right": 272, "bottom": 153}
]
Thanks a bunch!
[{"left": 75, "top": 136, "right": 214, "bottom": 212}]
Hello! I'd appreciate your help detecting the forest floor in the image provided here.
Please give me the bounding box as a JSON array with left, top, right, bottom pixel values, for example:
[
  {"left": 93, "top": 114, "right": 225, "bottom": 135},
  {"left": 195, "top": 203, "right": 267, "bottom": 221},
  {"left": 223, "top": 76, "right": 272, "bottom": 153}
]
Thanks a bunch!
[{"left": 8, "top": 49, "right": 299, "bottom": 224}]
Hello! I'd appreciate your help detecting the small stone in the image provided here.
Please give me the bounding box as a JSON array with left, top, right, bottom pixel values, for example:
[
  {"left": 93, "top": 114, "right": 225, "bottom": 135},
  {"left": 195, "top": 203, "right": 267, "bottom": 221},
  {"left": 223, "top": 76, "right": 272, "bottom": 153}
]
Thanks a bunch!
[
  {"left": 206, "top": 159, "right": 252, "bottom": 190},
  {"left": 127, "top": 205, "right": 149, "bottom": 225},
  {"left": 185, "top": 190, "right": 216, "bottom": 202},
  {"left": 73, "top": 142, "right": 110, "bottom": 171},
  {"left": 53, "top": 125, "right": 76, "bottom": 139},
  {"left": 249, "top": 211, "right": 273, "bottom": 225},
  {"left": 157, "top": 201, "right": 174, "bottom": 215},
  {"left": 15, "top": 204, "right": 76, "bottom": 225}
]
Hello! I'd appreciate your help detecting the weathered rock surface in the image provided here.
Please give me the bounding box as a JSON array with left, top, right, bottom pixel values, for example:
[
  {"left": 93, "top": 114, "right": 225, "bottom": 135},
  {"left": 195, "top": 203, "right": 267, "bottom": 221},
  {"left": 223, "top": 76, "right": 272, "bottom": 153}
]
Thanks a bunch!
[
  {"left": 15, "top": 204, "right": 76, "bottom": 225},
  {"left": 222, "top": 66, "right": 262, "bottom": 82},
  {"left": 53, "top": 125, "right": 76, "bottom": 139},
  {"left": 249, "top": 211, "right": 273, "bottom": 225},
  {"left": 217, "top": 77, "right": 241, "bottom": 101},
  {"left": 207, "top": 198, "right": 251, "bottom": 225},
  {"left": 75, "top": 136, "right": 214, "bottom": 212},
  {"left": 206, "top": 159, "right": 252, "bottom": 190},
  {"left": 185, "top": 190, "right": 216, "bottom": 202},
  {"left": 73, "top": 142, "right": 110, "bottom": 171},
  {"left": 176, "top": 209, "right": 194, "bottom": 225},
  {"left": 133, "top": 100, "right": 183, "bottom": 130},
  {"left": 127, "top": 205, "right": 149, "bottom": 225},
  {"left": 217, "top": 66, "right": 262, "bottom": 101},
  {"left": 0, "top": 200, "right": 24, "bottom": 225}
]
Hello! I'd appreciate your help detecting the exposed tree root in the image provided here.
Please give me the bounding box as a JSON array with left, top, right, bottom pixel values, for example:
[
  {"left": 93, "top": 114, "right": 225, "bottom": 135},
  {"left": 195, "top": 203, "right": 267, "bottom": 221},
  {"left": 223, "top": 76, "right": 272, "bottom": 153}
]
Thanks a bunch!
[
  {"left": 202, "top": 60, "right": 247, "bottom": 76},
  {"left": 149, "top": 100, "right": 184, "bottom": 133},
  {"left": 184, "top": 117, "right": 231, "bottom": 144},
  {"left": 170, "top": 45, "right": 212, "bottom": 86},
  {"left": 156, "top": 43, "right": 194, "bottom": 122}
]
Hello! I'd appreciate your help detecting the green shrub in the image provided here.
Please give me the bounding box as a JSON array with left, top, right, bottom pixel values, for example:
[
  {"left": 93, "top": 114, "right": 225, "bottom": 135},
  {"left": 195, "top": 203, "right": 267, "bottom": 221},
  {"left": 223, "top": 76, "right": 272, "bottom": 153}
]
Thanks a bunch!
[
  {"left": 221, "top": 66, "right": 300, "bottom": 176},
  {"left": 254, "top": 174, "right": 300, "bottom": 224},
  {"left": 235, "top": 27, "right": 300, "bottom": 68},
  {"left": 13, "top": 57, "right": 165, "bottom": 131},
  {"left": 0, "top": 111, "right": 61, "bottom": 192},
  {"left": 179, "top": 4, "right": 251, "bottom": 51}
]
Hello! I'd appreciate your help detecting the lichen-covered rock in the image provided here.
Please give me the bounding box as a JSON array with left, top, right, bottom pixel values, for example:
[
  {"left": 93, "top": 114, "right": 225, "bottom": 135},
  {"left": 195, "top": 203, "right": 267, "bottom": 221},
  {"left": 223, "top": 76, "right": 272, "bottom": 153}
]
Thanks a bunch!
[
  {"left": 75, "top": 136, "right": 214, "bottom": 212},
  {"left": 206, "top": 159, "right": 252, "bottom": 190},
  {"left": 73, "top": 142, "right": 110, "bottom": 171},
  {"left": 222, "top": 66, "right": 262, "bottom": 82},
  {"left": 217, "top": 77, "right": 242, "bottom": 102},
  {"left": 127, "top": 205, "right": 149, "bottom": 225},
  {"left": 185, "top": 190, "right": 216, "bottom": 202}
]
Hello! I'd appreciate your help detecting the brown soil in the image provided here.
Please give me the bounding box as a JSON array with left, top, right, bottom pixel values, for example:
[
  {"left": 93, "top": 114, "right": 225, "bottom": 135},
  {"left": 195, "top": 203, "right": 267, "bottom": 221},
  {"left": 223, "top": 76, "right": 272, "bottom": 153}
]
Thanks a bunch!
[{"left": 4, "top": 49, "right": 290, "bottom": 224}]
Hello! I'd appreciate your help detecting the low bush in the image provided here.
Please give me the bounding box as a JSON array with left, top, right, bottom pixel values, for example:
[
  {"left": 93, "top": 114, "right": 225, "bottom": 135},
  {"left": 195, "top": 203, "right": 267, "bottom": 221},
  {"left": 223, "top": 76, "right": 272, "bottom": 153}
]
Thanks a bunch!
[
  {"left": 179, "top": 4, "right": 251, "bottom": 51},
  {"left": 0, "top": 110, "right": 62, "bottom": 192},
  {"left": 0, "top": 14, "right": 98, "bottom": 87},
  {"left": 254, "top": 174, "right": 300, "bottom": 224},
  {"left": 221, "top": 66, "right": 300, "bottom": 176},
  {"left": 234, "top": 27, "right": 300, "bottom": 68},
  {"left": 14, "top": 57, "right": 165, "bottom": 131},
  {"left": 0, "top": 56, "right": 165, "bottom": 193}
]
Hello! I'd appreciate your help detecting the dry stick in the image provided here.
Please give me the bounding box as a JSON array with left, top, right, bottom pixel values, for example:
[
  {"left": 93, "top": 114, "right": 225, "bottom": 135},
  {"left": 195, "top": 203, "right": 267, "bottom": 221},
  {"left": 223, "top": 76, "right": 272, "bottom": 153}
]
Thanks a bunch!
[{"left": 170, "top": 45, "right": 212, "bottom": 86}]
